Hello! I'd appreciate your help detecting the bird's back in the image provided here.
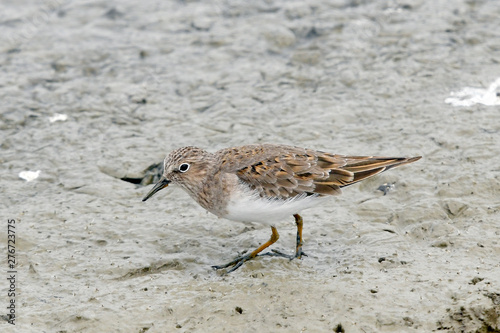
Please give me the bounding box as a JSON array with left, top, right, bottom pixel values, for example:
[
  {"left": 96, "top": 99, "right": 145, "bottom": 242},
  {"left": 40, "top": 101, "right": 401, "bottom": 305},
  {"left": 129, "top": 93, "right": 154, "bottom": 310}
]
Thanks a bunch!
[{"left": 216, "top": 144, "right": 421, "bottom": 199}]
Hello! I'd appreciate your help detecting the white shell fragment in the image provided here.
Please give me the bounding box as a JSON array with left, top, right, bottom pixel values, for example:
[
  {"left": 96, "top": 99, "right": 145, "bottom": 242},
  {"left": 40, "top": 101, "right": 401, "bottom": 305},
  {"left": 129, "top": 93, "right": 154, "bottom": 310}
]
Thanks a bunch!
[
  {"left": 49, "top": 113, "right": 68, "bottom": 122},
  {"left": 19, "top": 170, "right": 41, "bottom": 181},
  {"left": 445, "top": 77, "right": 500, "bottom": 107}
]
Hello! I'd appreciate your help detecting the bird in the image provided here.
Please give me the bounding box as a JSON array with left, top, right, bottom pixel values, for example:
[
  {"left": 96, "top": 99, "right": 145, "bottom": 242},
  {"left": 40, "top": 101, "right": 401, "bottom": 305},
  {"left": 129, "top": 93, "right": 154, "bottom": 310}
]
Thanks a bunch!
[{"left": 142, "top": 144, "right": 421, "bottom": 273}]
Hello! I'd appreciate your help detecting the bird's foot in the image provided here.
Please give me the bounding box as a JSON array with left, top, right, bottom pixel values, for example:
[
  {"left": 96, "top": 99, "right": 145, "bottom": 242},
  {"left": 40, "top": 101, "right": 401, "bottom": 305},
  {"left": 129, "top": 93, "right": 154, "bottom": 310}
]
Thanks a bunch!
[
  {"left": 260, "top": 248, "right": 307, "bottom": 260},
  {"left": 212, "top": 252, "right": 254, "bottom": 273}
]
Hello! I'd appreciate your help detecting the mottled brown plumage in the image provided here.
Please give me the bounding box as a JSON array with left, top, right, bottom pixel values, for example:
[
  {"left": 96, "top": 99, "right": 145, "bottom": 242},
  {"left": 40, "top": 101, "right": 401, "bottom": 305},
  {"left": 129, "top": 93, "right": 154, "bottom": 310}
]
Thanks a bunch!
[
  {"left": 218, "top": 144, "right": 420, "bottom": 199},
  {"left": 143, "top": 143, "right": 421, "bottom": 273}
]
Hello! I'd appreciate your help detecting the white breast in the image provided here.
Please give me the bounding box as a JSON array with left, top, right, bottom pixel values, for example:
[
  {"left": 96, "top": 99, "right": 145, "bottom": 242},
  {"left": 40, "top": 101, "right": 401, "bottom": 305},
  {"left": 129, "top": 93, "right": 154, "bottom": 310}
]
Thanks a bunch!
[{"left": 222, "top": 184, "right": 327, "bottom": 225}]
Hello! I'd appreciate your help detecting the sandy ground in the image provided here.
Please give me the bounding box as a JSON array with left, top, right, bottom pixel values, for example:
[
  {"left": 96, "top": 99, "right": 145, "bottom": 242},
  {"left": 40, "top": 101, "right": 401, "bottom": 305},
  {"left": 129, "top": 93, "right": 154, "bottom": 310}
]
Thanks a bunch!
[{"left": 1, "top": 0, "right": 500, "bottom": 332}]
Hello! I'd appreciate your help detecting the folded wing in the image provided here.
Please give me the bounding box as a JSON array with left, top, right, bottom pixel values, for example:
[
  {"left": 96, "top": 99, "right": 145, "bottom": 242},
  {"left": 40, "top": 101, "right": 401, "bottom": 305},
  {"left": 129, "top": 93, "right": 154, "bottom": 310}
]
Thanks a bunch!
[{"left": 217, "top": 144, "right": 421, "bottom": 199}]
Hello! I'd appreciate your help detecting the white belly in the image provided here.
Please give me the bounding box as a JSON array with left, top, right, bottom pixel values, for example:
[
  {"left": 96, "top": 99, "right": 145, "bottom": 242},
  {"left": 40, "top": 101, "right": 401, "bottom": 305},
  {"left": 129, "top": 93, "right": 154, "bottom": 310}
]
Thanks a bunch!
[{"left": 223, "top": 187, "right": 326, "bottom": 225}]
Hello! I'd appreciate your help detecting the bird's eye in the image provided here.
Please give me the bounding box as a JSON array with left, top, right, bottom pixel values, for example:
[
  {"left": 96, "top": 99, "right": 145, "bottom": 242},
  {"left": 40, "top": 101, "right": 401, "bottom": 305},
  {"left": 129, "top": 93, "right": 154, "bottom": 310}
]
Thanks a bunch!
[{"left": 179, "top": 163, "right": 190, "bottom": 173}]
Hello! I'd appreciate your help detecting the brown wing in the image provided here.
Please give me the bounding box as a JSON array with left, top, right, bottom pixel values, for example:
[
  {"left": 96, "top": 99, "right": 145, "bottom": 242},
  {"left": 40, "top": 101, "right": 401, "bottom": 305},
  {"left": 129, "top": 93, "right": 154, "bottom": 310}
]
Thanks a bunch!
[
  {"left": 216, "top": 144, "right": 421, "bottom": 199},
  {"left": 314, "top": 155, "right": 422, "bottom": 193}
]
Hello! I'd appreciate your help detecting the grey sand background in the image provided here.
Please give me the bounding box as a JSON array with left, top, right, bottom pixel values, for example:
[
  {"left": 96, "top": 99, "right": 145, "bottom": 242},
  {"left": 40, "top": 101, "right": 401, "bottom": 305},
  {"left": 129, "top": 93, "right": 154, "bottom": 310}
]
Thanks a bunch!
[{"left": 1, "top": 0, "right": 499, "bottom": 332}]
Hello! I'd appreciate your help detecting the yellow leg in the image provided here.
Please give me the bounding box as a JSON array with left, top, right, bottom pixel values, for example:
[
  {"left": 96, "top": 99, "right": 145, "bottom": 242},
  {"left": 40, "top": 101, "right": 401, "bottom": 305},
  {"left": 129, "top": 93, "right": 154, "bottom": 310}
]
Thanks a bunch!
[
  {"left": 213, "top": 226, "right": 280, "bottom": 273},
  {"left": 293, "top": 214, "right": 304, "bottom": 259},
  {"left": 259, "top": 214, "right": 306, "bottom": 260}
]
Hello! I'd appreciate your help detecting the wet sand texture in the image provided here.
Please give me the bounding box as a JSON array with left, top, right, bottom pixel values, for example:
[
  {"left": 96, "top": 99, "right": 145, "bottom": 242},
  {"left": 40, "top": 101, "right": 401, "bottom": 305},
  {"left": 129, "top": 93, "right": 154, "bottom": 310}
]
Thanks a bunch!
[{"left": 1, "top": 1, "right": 499, "bottom": 332}]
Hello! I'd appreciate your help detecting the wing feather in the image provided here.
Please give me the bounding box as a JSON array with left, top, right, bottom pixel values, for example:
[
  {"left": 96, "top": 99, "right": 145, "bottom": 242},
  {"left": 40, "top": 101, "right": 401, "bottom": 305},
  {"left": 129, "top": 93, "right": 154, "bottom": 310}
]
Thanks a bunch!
[{"left": 215, "top": 144, "right": 421, "bottom": 199}]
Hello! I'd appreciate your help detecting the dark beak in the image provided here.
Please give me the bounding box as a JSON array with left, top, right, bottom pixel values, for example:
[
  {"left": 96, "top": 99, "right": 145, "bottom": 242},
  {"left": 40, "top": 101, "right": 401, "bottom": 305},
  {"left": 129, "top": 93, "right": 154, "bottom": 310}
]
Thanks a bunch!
[{"left": 142, "top": 177, "right": 171, "bottom": 202}]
